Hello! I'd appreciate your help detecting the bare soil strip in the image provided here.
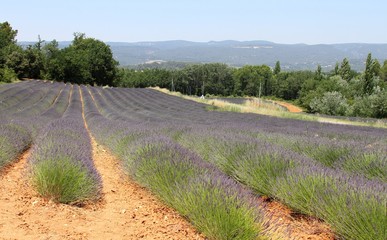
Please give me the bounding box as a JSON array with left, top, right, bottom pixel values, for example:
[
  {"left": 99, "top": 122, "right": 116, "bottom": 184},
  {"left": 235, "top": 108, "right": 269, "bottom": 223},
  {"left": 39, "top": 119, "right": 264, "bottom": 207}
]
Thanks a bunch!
[
  {"left": 262, "top": 198, "right": 335, "bottom": 239},
  {"left": 272, "top": 100, "right": 303, "bottom": 113},
  {"left": 0, "top": 142, "right": 204, "bottom": 240}
]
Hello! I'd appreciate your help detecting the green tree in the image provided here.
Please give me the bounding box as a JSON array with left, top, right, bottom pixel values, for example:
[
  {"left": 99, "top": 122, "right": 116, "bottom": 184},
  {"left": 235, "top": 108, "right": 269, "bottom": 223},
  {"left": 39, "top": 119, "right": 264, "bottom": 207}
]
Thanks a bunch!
[
  {"left": 339, "top": 58, "right": 352, "bottom": 81},
  {"left": 4, "top": 44, "right": 27, "bottom": 78},
  {"left": 0, "top": 21, "right": 19, "bottom": 79},
  {"left": 23, "top": 41, "right": 45, "bottom": 79},
  {"left": 0, "top": 22, "right": 17, "bottom": 51},
  {"left": 380, "top": 60, "right": 387, "bottom": 82},
  {"left": 372, "top": 59, "right": 381, "bottom": 76},
  {"left": 202, "top": 63, "right": 234, "bottom": 96},
  {"left": 364, "top": 53, "right": 382, "bottom": 94},
  {"left": 315, "top": 64, "right": 322, "bottom": 80},
  {"left": 334, "top": 62, "right": 339, "bottom": 75},
  {"left": 61, "top": 33, "right": 118, "bottom": 85},
  {"left": 273, "top": 71, "right": 314, "bottom": 100},
  {"left": 364, "top": 53, "right": 373, "bottom": 94},
  {"left": 273, "top": 61, "right": 281, "bottom": 75},
  {"left": 42, "top": 40, "right": 64, "bottom": 80},
  {"left": 233, "top": 65, "right": 272, "bottom": 97}
]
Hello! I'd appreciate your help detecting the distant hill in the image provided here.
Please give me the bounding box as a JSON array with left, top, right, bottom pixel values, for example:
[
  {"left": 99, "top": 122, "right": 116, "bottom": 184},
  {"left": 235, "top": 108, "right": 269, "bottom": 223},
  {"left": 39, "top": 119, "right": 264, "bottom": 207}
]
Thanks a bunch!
[{"left": 20, "top": 40, "right": 387, "bottom": 71}]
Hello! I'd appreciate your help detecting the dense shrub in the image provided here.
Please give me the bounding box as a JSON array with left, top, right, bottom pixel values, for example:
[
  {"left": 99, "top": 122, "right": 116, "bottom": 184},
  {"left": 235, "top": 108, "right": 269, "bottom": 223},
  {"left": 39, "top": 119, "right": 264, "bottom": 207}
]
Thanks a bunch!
[
  {"left": 0, "top": 67, "right": 17, "bottom": 83},
  {"left": 309, "top": 91, "right": 349, "bottom": 116}
]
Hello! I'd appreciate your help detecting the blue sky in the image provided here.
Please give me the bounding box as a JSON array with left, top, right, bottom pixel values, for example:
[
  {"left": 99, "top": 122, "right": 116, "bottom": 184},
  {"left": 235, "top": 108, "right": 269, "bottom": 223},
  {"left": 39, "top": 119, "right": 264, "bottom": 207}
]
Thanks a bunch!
[{"left": 1, "top": 0, "right": 386, "bottom": 44}]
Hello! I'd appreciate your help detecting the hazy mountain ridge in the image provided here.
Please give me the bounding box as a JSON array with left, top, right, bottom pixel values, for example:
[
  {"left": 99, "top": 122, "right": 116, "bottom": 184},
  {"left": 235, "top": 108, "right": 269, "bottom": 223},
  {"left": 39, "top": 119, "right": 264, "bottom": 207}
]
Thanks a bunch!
[{"left": 19, "top": 40, "right": 387, "bottom": 71}]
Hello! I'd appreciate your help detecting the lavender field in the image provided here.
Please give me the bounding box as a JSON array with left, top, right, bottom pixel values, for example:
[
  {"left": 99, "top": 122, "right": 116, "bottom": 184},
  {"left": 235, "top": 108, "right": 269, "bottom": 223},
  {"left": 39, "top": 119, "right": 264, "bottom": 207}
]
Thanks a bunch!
[{"left": 0, "top": 80, "right": 386, "bottom": 240}]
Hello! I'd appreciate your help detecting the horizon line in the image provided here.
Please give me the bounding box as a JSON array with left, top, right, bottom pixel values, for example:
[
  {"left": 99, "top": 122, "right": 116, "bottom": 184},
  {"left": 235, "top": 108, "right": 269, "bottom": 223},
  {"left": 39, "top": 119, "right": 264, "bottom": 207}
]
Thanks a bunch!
[{"left": 16, "top": 39, "right": 387, "bottom": 46}]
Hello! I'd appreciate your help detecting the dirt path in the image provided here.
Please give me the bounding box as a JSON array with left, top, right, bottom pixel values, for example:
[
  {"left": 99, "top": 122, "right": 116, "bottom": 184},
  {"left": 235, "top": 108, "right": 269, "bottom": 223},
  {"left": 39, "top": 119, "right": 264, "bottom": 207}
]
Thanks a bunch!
[
  {"left": 82, "top": 137, "right": 205, "bottom": 239},
  {"left": 0, "top": 142, "right": 204, "bottom": 240},
  {"left": 273, "top": 100, "right": 303, "bottom": 113}
]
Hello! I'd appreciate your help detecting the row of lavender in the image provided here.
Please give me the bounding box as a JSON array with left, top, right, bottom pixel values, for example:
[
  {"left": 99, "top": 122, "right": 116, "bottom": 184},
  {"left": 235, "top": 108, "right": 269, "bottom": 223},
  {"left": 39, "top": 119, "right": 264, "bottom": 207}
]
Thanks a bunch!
[
  {"left": 89, "top": 86, "right": 386, "bottom": 240},
  {"left": 28, "top": 85, "right": 101, "bottom": 203},
  {"left": 0, "top": 80, "right": 59, "bottom": 168},
  {"left": 92, "top": 86, "right": 386, "bottom": 183},
  {"left": 81, "top": 85, "right": 272, "bottom": 239},
  {"left": 0, "top": 81, "right": 101, "bottom": 203},
  {"left": 3, "top": 81, "right": 383, "bottom": 238},
  {"left": 175, "top": 127, "right": 386, "bottom": 240}
]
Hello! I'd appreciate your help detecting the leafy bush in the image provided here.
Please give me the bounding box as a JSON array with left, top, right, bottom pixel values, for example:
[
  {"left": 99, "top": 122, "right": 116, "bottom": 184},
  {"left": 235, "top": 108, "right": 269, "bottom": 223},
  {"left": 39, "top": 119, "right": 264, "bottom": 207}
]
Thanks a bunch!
[
  {"left": 350, "top": 90, "right": 387, "bottom": 118},
  {"left": 0, "top": 67, "right": 17, "bottom": 83},
  {"left": 309, "top": 91, "right": 349, "bottom": 116}
]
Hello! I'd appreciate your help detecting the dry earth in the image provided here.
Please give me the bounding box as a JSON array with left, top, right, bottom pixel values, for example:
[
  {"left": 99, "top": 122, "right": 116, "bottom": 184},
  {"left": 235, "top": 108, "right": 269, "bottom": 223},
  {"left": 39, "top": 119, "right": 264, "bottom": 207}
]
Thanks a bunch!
[
  {"left": 272, "top": 101, "right": 303, "bottom": 113},
  {"left": 0, "top": 140, "right": 204, "bottom": 240},
  {"left": 262, "top": 198, "right": 335, "bottom": 240}
]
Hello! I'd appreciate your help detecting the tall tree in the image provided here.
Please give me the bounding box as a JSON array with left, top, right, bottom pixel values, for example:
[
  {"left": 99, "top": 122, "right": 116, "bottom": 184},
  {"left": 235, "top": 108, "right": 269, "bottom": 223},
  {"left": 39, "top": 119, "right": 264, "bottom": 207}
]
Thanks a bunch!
[
  {"left": 364, "top": 53, "right": 381, "bottom": 94},
  {"left": 273, "top": 61, "right": 281, "bottom": 75},
  {"left": 315, "top": 64, "right": 322, "bottom": 80},
  {"left": 334, "top": 62, "right": 339, "bottom": 75},
  {"left": 372, "top": 59, "right": 381, "bottom": 77},
  {"left": 23, "top": 44, "right": 44, "bottom": 79},
  {"left": 0, "top": 22, "right": 18, "bottom": 67},
  {"left": 380, "top": 60, "right": 387, "bottom": 82},
  {"left": 42, "top": 40, "right": 64, "bottom": 80},
  {"left": 233, "top": 65, "right": 272, "bottom": 96},
  {"left": 0, "top": 22, "right": 17, "bottom": 50},
  {"left": 339, "top": 58, "right": 352, "bottom": 81},
  {"left": 364, "top": 53, "right": 373, "bottom": 86}
]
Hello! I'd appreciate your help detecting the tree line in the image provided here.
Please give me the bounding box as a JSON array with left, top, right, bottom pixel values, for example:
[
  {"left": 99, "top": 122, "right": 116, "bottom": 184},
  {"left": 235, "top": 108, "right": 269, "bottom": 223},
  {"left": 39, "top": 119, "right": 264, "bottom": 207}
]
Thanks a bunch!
[
  {"left": 116, "top": 58, "right": 387, "bottom": 118},
  {"left": 0, "top": 22, "right": 117, "bottom": 86},
  {"left": 1, "top": 21, "right": 386, "bottom": 118}
]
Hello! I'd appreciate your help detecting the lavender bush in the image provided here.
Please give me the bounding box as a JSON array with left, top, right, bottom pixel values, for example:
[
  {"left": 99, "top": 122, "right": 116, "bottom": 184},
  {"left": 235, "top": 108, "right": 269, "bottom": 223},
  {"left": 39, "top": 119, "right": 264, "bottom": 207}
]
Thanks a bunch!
[
  {"left": 29, "top": 86, "right": 101, "bottom": 203},
  {"left": 274, "top": 166, "right": 387, "bottom": 240},
  {"left": 0, "top": 123, "right": 31, "bottom": 168}
]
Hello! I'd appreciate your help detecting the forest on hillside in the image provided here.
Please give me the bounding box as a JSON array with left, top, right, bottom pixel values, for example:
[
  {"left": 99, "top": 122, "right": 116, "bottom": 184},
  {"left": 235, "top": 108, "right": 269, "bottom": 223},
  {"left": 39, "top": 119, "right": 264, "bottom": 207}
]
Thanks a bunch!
[{"left": 1, "top": 21, "right": 386, "bottom": 118}]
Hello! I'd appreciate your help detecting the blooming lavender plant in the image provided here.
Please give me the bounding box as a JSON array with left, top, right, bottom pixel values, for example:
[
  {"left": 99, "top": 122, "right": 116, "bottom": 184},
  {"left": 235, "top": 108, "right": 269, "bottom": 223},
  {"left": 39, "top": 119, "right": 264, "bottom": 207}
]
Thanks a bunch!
[
  {"left": 29, "top": 86, "right": 101, "bottom": 203},
  {"left": 0, "top": 123, "right": 31, "bottom": 168},
  {"left": 274, "top": 165, "right": 387, "bottom": 240}
]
